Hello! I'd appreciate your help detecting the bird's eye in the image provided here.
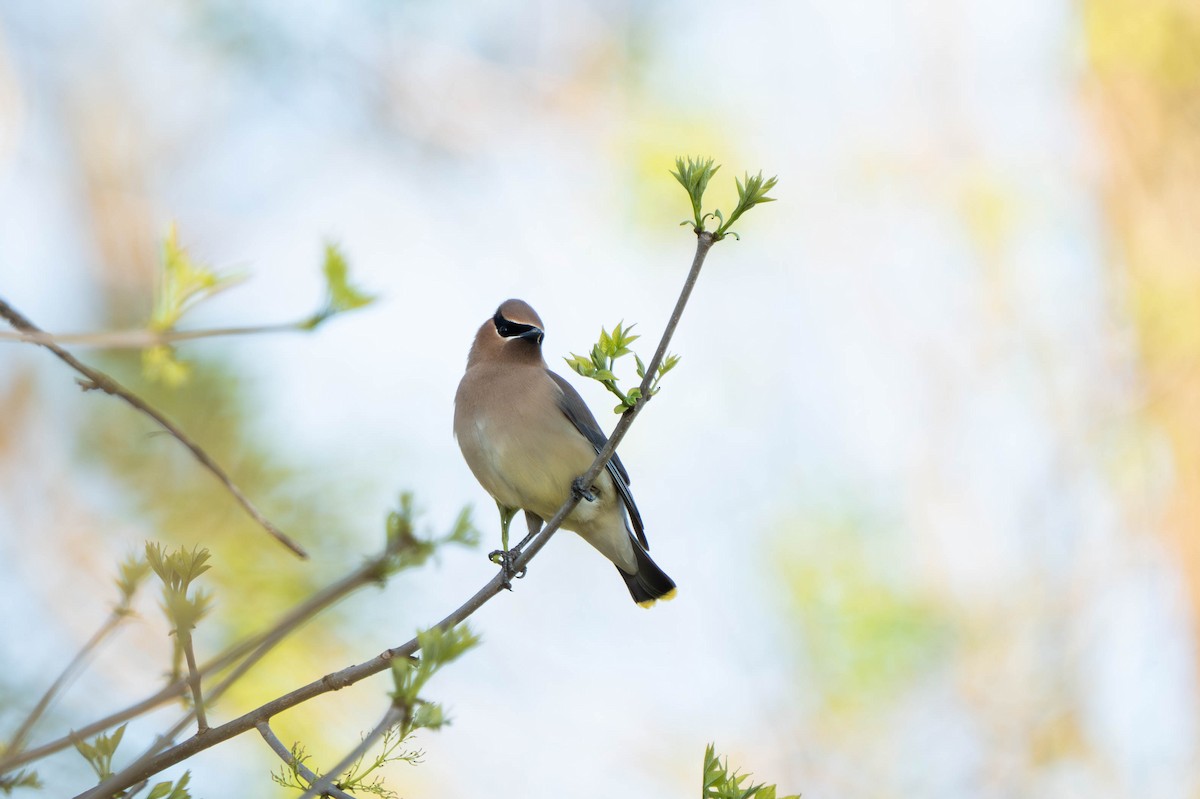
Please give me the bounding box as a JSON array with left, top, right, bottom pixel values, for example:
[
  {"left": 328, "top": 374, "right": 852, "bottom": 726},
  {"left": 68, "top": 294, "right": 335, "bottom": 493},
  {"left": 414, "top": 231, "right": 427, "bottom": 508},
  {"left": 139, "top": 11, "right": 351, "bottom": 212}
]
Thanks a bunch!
[{"left": 493, "top": 311, "right": 537, "bottom": 340}]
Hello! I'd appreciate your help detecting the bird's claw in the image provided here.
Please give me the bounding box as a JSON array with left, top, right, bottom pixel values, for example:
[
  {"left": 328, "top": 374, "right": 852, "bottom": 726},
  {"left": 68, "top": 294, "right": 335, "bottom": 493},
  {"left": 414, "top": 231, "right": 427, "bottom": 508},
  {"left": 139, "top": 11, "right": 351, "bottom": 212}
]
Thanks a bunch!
[
  {"left": 572, "top": 477, "right": 596, "bottom": 502},
  {"left": 488, "top": 548, "right": 527, "bottom": 589}
]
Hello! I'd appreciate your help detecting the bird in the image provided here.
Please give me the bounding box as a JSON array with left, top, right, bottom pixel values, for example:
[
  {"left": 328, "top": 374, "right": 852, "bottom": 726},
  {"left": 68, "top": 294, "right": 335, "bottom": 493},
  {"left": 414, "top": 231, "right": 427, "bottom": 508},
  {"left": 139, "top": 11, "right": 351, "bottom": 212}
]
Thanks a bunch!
[{"left": 453, "top": 299, "right": 677, "bottom": 607}]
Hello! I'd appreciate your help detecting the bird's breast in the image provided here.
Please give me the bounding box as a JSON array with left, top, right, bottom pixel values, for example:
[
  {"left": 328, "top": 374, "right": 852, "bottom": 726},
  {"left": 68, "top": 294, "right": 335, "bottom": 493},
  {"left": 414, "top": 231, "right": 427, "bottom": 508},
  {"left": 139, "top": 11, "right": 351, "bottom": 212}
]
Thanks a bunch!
[{"left": 454, "top": 368, "right": 600, "bottom": 519}]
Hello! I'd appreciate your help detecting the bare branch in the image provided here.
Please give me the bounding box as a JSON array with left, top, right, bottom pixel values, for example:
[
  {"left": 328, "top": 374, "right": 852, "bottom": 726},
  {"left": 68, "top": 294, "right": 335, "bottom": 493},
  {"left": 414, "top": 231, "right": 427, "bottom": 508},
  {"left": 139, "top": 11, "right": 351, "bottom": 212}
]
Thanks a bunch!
[
  {"left": 0, "top": 296, "right": 308, "bottom": 559},
  {"left": 69, "top": 230, "right": 721, "bottom": 799},
  {"left": 257, "top": 722, "right": 360, "bottom": 799}
]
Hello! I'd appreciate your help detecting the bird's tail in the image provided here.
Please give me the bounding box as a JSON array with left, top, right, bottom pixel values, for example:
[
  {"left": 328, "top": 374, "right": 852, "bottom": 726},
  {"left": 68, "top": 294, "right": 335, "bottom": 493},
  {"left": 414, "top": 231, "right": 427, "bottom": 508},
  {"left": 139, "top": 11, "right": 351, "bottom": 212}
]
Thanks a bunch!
[{"left": 619, "top": 545, "right": 677, "bottom": 608}]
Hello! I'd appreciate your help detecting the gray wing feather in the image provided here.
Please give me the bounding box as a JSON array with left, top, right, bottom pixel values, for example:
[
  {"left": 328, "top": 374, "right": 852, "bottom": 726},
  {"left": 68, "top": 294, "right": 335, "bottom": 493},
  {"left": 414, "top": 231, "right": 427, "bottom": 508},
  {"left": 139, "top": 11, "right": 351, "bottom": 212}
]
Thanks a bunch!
[{"left": 546, "top": 370, "right": 648, "bottom": 550}]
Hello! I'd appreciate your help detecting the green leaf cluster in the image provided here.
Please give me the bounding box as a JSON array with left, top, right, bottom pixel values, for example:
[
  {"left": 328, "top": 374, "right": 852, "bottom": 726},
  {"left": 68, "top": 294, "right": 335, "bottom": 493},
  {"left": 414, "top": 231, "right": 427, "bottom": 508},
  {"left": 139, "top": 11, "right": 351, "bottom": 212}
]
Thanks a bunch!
[
  {"left": 144, "top": 226, "right": 243, "bottom": 387},
  {"left": 0, "top": 768, "right": 41, "bottom": 794},
  {"left": 566, "top": 322, "right": 680, "bottom": 414},
  {"left": 145, "top": 543, "right": 213, "bottom": 680},
  {"left": 302, "top": 243, "right": 378, "bottom": 330},
  {"left": 671, "top": 156, "right": 778, "bottom": 240},
  {"left": 145, "top": 772, "right": 193, "bottom": 799},
  {"left": 390, "top": 625, "right": 480, "bottom": 715},
  {"left": 114, "top": 553, "right": 151, "bottom": 616},
  {"left": 150, "top": 226, "right": 242, "bottom": 335},
  {"left": 73, "top": 724, "right": 127, "bottom": 782},
  {"left": 701, "top": 744, "right": 798, "bottom": 799},
  {"left": 376, "top": 494, "right": 479, "bottom": 582}
]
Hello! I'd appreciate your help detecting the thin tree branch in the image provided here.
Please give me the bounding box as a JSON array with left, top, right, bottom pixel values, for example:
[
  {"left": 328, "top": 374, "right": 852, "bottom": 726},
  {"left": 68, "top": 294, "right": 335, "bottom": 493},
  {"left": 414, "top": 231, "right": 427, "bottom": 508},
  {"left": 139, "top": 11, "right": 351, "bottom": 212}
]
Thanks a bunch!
[
  {"left": 0, "top": 320, "right": 308, "bottom": 348},
  {"left": 70, "top": 230, "right": 720, "bottom": 799},
  {"left": 0, "top": 551, "right": 387, "bottom": 775},
  {"left": 0, "top": 296, "right": 308, "bottom": 559},
  {"left": 180, "top": 636, "right": 208, "bottom": 734},
  {"left": 5, "top": 611, "right": 128, "bottom": 755},
  {"left": 297, "top": 704, "right": 405, "bottom": 799},
  {"left": 257, "top": 722, "right": 360, "bottom": 799}
]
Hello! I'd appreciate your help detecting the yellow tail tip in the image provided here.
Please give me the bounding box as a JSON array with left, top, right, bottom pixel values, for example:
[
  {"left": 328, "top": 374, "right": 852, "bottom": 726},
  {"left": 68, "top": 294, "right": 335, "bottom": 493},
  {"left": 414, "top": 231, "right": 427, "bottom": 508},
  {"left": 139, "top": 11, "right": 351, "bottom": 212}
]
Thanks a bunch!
[{"left": 636, "top": 587, "right": 678, "bottom": 608}]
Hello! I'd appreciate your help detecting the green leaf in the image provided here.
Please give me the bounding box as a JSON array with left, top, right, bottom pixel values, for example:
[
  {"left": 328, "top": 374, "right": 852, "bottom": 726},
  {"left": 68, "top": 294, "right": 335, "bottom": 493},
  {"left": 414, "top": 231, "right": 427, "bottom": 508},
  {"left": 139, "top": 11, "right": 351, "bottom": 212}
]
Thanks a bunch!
[
  {"left": 391, "top": 624, "right": 481, "bottom": 707},
  {"left": 141, "top": 344, "right": 191, "bottom": 388},
  {"left": 114, "top": 553, "right": 151, "bottom": 610},
  {"left": 147, "top": 781, "right": 172, "bottom": 799},
  {"left": 671, "top": 155, "right": 721, "bottom": 230},
  {"left": 304, "top": 243, "right": 378, "bottom": 329},
  {"left": 0, "top": 769, "right": 42, "bottom": 793},
  {"left": 323, "top": 243, "right": 376, "bottom": 314},
  {"left": 74, "top": 724, "right": 128, "bottom": 780},
  {"left": 714, "top": 171, "right": 779, "bottom": 240},
  {"left": 149, "top": 225, "right": 242, "bottom": 334}
]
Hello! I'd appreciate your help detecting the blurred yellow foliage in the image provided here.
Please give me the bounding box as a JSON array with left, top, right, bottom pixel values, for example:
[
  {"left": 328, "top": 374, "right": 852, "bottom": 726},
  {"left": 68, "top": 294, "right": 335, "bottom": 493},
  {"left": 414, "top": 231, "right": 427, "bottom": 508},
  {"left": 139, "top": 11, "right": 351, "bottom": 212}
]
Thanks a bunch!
[
  {"left": 1086, "top": 0, "right": 1200, "bottom": 86},
  {"left": 1086, "top": 0, "right": 1200, "bottom": 658}
]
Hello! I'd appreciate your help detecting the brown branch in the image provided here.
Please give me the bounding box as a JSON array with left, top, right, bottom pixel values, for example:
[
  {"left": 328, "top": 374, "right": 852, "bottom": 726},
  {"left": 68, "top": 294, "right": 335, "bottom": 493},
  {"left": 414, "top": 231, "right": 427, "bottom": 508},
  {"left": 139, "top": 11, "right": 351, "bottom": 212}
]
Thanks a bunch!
[
  {"left": 257, "top": 722, "right": 360, "bottom": 799},
  {"left": 0, "top": 296, "right": 308, "bottom": 559},
  {"left": 0, "top": 320, "right": 308, "bottom": 348},
  {"left": 70, "top": 230, "right": 720, "bottom": 799}
]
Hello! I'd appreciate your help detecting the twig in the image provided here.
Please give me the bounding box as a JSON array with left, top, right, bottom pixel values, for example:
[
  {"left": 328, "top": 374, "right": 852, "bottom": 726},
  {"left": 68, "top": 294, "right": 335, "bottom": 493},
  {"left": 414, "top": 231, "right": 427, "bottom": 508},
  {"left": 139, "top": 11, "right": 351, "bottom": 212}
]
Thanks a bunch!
[
  {"left": 69, "top": 230, "right": 720, "bottom": 799},
  {"left": 0, "top": 296, "right": 308, "bottom": 559},
  {"left": 0, "top": 321, "right": 307, "bottom": 348},
  {"left": 257, "top": 722, "right": 360, "bottom": 799},
  {"left": 180, "top": 636, "right": 208, "bottom": 734},
  {"left": 5, "top": 611, "right": 128, "bottom": 755},
  {"left": 297, "top": 704, "right": 405, "bottom": 799}
]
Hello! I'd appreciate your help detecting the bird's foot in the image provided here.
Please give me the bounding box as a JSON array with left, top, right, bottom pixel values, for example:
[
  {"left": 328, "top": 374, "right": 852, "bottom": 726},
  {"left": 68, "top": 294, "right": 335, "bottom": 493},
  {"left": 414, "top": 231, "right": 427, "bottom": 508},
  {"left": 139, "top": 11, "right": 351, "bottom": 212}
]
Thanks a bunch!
[
  {"left": 487, "top": 548, "right": 527, "bottom": 589},
  {"left": 572, "top": 477, "right": 596, "bottom": 502}
]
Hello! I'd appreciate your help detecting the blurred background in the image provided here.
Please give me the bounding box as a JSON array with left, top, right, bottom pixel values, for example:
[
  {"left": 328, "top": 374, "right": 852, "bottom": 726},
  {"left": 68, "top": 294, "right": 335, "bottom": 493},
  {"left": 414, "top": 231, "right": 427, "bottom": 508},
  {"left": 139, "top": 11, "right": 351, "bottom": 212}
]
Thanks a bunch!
[{"left": 0, "top": 0, "right": 1197, "bottom": 796}]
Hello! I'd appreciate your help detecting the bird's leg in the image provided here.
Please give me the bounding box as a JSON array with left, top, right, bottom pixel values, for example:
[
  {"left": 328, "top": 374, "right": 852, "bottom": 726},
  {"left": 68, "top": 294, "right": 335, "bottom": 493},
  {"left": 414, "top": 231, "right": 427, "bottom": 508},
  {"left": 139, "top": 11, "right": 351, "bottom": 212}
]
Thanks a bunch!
[
  {"left": 571, "top": 476, "right": 596, "bottom": 502},
  {"left": 488, "top": 503, "right": 521, "bottom": 588},
  {"left": 506, "top": 511, "right": 543, "bottom": 572}
]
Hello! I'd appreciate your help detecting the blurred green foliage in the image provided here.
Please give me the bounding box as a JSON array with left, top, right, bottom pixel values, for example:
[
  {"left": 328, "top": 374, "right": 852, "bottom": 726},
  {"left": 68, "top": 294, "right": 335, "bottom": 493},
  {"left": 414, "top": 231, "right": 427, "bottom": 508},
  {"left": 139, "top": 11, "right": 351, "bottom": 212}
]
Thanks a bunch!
[{"left": 776, "top": 509, "right": 955, "bottom": 712}]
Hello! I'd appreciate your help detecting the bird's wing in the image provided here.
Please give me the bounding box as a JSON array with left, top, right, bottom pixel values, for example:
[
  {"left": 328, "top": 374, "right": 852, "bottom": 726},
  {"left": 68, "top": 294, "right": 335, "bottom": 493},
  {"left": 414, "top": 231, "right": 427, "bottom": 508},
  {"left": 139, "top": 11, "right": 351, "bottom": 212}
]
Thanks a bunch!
[{"left": 546, "top": 369, "right": 648, "bottom": 550}]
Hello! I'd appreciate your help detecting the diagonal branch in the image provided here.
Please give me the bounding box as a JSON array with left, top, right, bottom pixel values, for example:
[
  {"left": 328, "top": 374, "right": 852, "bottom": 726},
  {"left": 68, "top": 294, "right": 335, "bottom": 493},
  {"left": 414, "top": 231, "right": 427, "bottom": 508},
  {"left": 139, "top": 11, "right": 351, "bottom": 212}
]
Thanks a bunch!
[
  {"left": 70, "top": 229, "right": 720, "bottom": 799},
  {"left": 257, "top": 722, "right": 360, "bottom": 799},
  {"left": 0, "top": 296, "right": 308, "bottom": 559}
]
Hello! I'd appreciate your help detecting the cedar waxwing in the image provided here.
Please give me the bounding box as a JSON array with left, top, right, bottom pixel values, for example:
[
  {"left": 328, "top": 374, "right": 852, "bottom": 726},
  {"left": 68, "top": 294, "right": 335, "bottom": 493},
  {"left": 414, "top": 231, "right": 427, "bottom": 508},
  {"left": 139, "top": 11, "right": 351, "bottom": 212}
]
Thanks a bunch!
[{"left": 454, "top": 299, "right": 677, "bottom": 607}]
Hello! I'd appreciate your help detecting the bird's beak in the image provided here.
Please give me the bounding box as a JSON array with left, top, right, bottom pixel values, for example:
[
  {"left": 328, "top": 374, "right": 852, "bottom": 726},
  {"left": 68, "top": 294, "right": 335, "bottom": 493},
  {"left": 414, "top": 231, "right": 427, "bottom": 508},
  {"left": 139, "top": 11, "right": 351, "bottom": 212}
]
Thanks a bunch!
[{"left": 519, "top": 327, "right": 544, "bottom": 345}]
